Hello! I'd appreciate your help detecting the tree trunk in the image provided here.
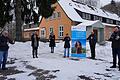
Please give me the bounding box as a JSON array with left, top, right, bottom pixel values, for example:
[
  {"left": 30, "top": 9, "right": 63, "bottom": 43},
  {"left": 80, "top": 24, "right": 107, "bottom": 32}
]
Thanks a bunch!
[{"left": 15, "top": 0, "right": 23, "bottom": 41}]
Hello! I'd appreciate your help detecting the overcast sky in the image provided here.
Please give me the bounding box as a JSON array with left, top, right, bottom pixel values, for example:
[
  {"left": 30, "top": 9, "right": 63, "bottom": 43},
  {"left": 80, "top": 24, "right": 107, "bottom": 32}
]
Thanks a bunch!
[{"left": 100, "top": 0, "right": 120, "bottom": 7}]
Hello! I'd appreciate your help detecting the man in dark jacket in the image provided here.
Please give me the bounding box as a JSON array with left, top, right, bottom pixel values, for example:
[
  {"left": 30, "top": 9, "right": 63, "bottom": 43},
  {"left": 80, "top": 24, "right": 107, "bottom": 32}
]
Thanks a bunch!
[
  {"left": 0, "top": 31, "right": 15, "bottom": 70},
  {"left": 109, "top": 26, "right": 120, "bottom": 71},
  {"left": 31, "top": 32, "right": 39, "bottom": 58},
  {"left": 87, "top": 31, "right": 97, "bottom": 59},
  {"left": 49, "top": 32, "right": 55, "bottom": 53},
  {"left": 63, "top": 33, "right": 71, "bottom": 58}
]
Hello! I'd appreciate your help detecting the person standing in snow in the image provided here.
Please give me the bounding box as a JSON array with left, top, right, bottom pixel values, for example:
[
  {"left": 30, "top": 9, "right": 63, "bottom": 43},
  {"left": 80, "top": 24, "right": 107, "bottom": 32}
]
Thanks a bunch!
[
  {"left": 87, "top": 31, "right": 97, "bottom": 59},
  {"left": 63, "top": 33, "right": 71, "bottom": 58},
  {"left": 31, "top": 31, "right": 39, "bottom": 58},
  {"left": 0, "top": 31, "right": 15, "bottom": 70},
  {"left": 49, "top": 32, "right": 55, "bottom": 53},
  {"left": 108, "top": 26, "right": 120, "bottom": 71}
]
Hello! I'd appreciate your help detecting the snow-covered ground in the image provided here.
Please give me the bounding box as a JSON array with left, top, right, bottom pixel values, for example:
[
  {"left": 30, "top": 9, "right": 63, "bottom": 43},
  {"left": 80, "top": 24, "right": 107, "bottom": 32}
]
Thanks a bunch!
[{"left": 1, "top": 41, "right": 120, "bottom": 80}]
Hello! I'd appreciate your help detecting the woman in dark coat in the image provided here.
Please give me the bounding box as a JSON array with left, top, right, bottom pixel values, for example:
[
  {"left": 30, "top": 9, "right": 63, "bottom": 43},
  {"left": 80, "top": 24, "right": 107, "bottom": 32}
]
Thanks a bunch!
[
  {"left": 63, "top": 33, "right": 71, "bottom": 58},
  {"left": 87, "top": 31, "right": 97, "bottom": 59},
  {"left": 75, "top": 41, "right": 82, "bottom": 54},
  {"left": 49, "top": 33, "right": 55, "bottom": 53},
  {"left": 31, "top": 32, "right": 39, "bottom": 58}
]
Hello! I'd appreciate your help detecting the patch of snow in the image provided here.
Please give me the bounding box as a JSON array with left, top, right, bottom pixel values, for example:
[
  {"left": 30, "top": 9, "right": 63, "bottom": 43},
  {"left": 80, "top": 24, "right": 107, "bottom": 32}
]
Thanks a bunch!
[
  {"left": 58, "top": 0, "right": 120, "bottom": 22},
  {"left": 24, "top": 27, "right": 39, "bottom": 31},
  {"left": 5, "top": 41, "right": 120, "bottom": 80}
]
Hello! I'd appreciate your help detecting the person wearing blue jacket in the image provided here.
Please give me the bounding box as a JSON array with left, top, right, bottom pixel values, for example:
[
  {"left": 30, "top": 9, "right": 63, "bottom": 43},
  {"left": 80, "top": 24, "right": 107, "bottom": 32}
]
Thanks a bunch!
[
  {"left": 63, "top": 33, "right": 71, "bottom": 58},
  {"left": 87, "top": 31, "right": 97, "bottom": 59},
  {"left": 0, "top": 31, "right": 15, "bottom": 70}
]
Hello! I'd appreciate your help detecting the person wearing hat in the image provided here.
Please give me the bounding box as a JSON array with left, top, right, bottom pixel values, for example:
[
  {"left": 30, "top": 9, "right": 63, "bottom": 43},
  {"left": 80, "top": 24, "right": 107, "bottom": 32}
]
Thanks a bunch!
[
  {"left": 109, "top": 26, "right": 120, "bottom": 71},
  {"left": 0, "top": 31, "right": 15, "bottom": 70}
]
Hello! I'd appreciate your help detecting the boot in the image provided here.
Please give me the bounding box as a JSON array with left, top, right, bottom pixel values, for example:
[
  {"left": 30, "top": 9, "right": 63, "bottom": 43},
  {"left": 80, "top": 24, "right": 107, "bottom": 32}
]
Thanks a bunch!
[
  {"left": 32, "top": 50, "right": 35, "bottom": 58},
  {"left": 36, "top": 55, "right": 38, "bottom": 58},
  {"left": 33, "top": 55, "right": 35, "bottom": 58},
  {"left": 90, "top": 57, "right": 95, "bottom": 59},
  {"left": 2, "top": 68, "right": 8, "bottom": 70},
  {"left": 110, "top": 65, "right": 116, "bottom": 68},
  {"left": 119, "top": 65, "right": 120, "bottom": 71},
  {"left": 63, "top": 56, "right": 66, "bottom": 58},
  {"left": 35, "top": 52, "right": 38, "bottom": 58},
  {"left": 35, "top": 50, "right": 38, "bottom": 58}
]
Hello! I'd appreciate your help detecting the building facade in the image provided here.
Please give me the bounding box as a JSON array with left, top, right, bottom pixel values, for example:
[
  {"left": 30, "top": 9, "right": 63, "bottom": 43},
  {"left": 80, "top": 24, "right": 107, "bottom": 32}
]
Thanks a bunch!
[{"left": 39, "top": 0, "right": 120, "bottom": 41}]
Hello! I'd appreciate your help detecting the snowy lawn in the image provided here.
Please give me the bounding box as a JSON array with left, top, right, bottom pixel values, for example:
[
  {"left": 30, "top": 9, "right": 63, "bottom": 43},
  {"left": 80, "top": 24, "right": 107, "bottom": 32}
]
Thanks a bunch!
[{"left": 0, "top": 41, "right": 120, "bottom": 80}]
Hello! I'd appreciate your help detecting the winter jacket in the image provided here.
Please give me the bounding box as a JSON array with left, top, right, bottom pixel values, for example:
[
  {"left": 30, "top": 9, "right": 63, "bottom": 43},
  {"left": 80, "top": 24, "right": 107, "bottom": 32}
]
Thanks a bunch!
[
  {"left": 87, "top": 34, "right": 97, "bottom": 47},
  {"left": 49, "top": 35, "right": 55, "bottom": 47},
  {"left": 108, "top": 31, "right": 120, "bottom": 48},
  {"left": 0, "top": 35, "right": 14, "bottom": 51},
  {"left": 63, "top": 36, "right": 71, "bottom": 48},
  {"left": 31, "top": 34, "right": 39, "bottom": 48}
]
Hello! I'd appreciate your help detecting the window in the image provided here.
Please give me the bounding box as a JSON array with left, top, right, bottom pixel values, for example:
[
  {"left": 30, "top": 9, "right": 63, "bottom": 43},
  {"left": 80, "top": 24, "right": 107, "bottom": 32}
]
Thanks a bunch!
[
  {"left": 93, "top": 16, "right": 99, "bottom": 20},
  {"left": 106, "top": 19, "right": 109, "bottom": 23},
  {"left": 96, "top": 16, "right": 99, "bottom": 20},
  {"left": 82, "top": 13, "right": 86, "bottom": 19},
  {"left": 102, "top": 17, "right": 106, "bottom": 23},
  {"left": 45, "top": 12, "right": 61, "bottom": 20},
  {"left": 118, "top": 21, "right": 120, "bottom": 25},
  {"left": 40, "top": 28, "right": 46, "bottom": 38},
  {"left": 113, "top": 20, "right": 116, "bottom": 24},
  {"left": 116, "top": 21, "right": 120, "bottom": 25},
  {"left": 53, "top": 13, "right": 56, "bottom": 19},
  {"left": 49, "top": 27, "right": 54, "bottom": 33},
  {"left": 106, "top": 19, "right": 113, "bottom": 24},
  {"left": 110, "top": 19, "right": 113, "bottom": 24},
  {"left": 99, "top": 17, "right": 102, "bottom": 21},
  {"left": 86, "top": 14, "right": 91, "bottom": 20},
  {"left": 57, "top": 12, "right": 61, "bottom": 18},
  {"left": 59, "top": 25, "right": 64, "bottom": 37},
  {"left": 91, "top": 14, "right": 94, "bottom": 20},
  {"left": 41, "top": 30, "right": 45, "bottom": 36},
  {"left": 93, "top": 16, "right": 96, "bottom": 20}
]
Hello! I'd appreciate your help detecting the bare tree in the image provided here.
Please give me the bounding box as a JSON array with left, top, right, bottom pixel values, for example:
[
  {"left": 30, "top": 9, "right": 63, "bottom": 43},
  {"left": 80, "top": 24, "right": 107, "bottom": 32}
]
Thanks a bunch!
[{"left": 14, "top": 0, "right": 23, "bottom": 41}]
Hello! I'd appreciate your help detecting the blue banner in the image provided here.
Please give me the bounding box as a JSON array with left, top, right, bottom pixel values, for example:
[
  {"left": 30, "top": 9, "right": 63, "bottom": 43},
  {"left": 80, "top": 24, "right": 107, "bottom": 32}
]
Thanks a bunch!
[{"left": 71, "top": 26, "right": 86, "bottom": 58}]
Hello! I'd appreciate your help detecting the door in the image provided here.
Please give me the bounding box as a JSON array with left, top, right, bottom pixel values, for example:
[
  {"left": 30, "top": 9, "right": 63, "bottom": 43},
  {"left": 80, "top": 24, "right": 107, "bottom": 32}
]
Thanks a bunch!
[
  {"left": 99, "top": 28, "right": 104, "bottom": 42},
  {"left": 93, "top": 29, "right": 98, "bottom": 42}
]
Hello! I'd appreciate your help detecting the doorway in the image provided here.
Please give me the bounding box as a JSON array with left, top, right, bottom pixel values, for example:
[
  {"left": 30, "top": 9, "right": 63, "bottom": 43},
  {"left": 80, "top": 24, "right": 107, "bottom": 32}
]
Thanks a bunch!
[{"left": 93, "top": 29, "right": 98, "bottom": 42}]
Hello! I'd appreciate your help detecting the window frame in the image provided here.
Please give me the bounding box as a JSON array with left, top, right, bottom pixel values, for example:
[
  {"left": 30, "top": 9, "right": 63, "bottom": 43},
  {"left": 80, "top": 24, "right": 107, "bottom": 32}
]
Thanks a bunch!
[
  {"left": 58, "top": 25, "right": 64, "bottom": 38},
  {"left": 49, "top": 26, "right": 54, "bottom": 33},
  {"left": 40, "top": 28, "right": 46, "bottom": 38}
]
